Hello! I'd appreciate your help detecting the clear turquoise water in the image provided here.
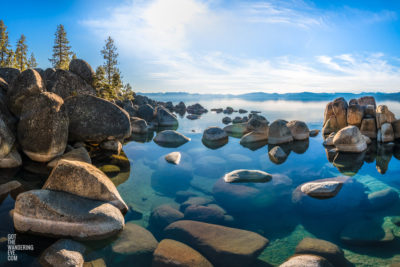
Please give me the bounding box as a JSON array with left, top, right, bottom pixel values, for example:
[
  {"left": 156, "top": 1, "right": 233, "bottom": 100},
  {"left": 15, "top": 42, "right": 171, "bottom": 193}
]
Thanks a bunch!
[{"left": 1, "top": 98, "right": 400, "bottom": 266}]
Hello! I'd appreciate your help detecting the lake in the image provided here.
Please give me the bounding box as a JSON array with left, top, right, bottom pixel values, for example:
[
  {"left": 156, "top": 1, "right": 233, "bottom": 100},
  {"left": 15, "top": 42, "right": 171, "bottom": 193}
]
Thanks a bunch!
[{"left": 1, "top": 97, "right": 400, "bottom": 266}]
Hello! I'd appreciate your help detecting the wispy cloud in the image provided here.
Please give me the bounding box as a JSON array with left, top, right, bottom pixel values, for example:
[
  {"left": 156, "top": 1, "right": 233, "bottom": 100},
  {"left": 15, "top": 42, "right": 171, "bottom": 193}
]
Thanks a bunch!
[{"left": 82, "top": 0, "right": 400, "bottom": 93}]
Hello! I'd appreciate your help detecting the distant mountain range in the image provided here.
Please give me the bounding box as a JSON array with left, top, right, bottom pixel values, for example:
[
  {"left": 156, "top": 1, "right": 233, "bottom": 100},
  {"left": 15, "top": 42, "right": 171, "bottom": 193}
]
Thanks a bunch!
[{"left": 138, "top": 91, "right": 400, "bottom": 102}]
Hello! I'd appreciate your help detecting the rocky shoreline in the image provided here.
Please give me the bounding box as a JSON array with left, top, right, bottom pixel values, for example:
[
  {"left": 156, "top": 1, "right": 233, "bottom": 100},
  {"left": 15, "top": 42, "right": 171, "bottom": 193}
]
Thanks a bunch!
[{"left": 1, "top": 61, "right": 400, "bottom": 266}]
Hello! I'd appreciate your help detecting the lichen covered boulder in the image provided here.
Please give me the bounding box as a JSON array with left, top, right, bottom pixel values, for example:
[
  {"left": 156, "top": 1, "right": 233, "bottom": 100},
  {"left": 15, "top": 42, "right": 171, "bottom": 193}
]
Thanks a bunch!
[
  {"left": 7, "top": 69, "right": 45, "bottom": 116},
  {"left": 268, "top": 120, "right": 293, "bottom": 144},
  {"left": 65, "top": 94, "right": 131, "bottom": 142},
  {"left": 18, "top": 92, "right": 69, "bottom": 162},
  {"left": 287, "top": 120, "right": 309, "bottom": 140},
  {"left": 154, "top": 130, "right": 190, "bottom": 148},
  {"left": 48, "top": 69, "right": 96, "bottom": 99},
  {"left": 69, "top": 58, "right": 95, "bottom": 85},
  {"left": 39, "top": 239, "right": 86, "bottom": 267}
]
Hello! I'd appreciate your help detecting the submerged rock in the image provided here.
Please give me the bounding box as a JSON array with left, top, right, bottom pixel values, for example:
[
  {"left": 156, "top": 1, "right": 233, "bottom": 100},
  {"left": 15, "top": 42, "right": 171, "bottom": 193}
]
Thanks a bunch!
[
  {"left": 268, "top": 120, "right": 293, "bottom": 144},
  {"left": 340, "top": 219, "right": 394, "bottom": 245},
  {"left": 300, "top": 181, "right": 343, "bottom": 199},
  {"left": 280, "top": 254, "right": 333, "bottom": 267},
  {"left": 150, "top": 205, "right": 184, "bottom": 230},
  {"left": 154, "top": 130, "right": 190, "bottom": 148},
  {"left": 295, "top": 237, "right": 348, "bottom": 267},
  {"left": 111, "top": 223, "right": 158, "bottom": 266},
  {"left": 164, "top": 220, "right": 269, "bottom": 267},
  {"left": 65, "top": 94, "right": 131, "bottom": 142},
  {"left": 43, "top": 159, "right": 128, "bottom": 213},
  {"left": 152, "top": 239, "right": 213, "bottom": 267},
  {"left": 39, "top": 239, "right": 86, "bottom": 267},
  {"left": 332, "top": 126, "right": 367, "bottom": 153},
  {"left": 7, "top": 69, "right": 45, "bottom": 116},
  {"left": 223, "top": 169, "right": 272, "bottom": 183},
  {"left": 367, "top": 188, "right": 399, "bottom": 210},
  {"left": 268, "top": 146, "right": 288, "bottom": 164},
  {"left": 184, "top": 205, "right": 225, "bottom": 224},
  {"left": 13, "top": 189, "right": 124, "bottom": 240},
  {"left": 165, "top": 151, "right": 181, "bottom": 165},
  {"left": 18, "top": 92, "right": 69, "bottom": 162}
]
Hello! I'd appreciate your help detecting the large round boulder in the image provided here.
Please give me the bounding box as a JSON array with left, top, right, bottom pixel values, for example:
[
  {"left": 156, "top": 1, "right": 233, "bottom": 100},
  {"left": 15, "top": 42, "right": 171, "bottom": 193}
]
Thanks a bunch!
[
  {"left": 150, "top": 204, "right": 184, "bottom": 230},
  {"left": 152, "top": 239, "right": 213, "bottom": 267},
  {"left": 154, "top": 130, "right": 190, "bottom": 148},
  {"left": 332, "top": 126, "right": 367, "bottom": 153},
  {"left": 18, "top": 92, "right": 69, "bottom": 162},
  {"left": 223, "top": 169, "right": 272, "bottom": 183},
  {"left": 295, "top": 237, "right": 348, "bottom": 267},
  {"left": 137, "top": 104, "right": 155, "bottom": 122},
  {"left": 7, "top": 69, "right": 45, "bottom": 116},
  {"left": 13, "top": 189, "right": 125, "bottom": 240},
  {"left": 48, "top": 69, "right": 96, "bottom": 99},
  {"left": 69, "top": 59, "right": 95, "bottom": 85},
  {"left": 202, "top": 126, "right": 228, "bottom": 149},
  {"left": 280, "top": 254, "right": 333, "bottom": 267},
  {"left": 0, "top": 67, "right": 20, "bottom": 84},
  {"left": 164, "top": 220, "right": 269, "bottom": 267},
  {"left": 376, "top": 105, "right": 396, "bottom": 129},
  {"left": 268, "top": 146, "right": 288, "bottom": 164},
  {"left": 0, "top": 117, "right": 15, "bottom": 158},
  {"left": 65, "top": 94, "right": 131, "bottom": 142},
  {"left": 43, "top": 159, "right": 128, "bottom": 213},
  {"left": 268, "top": 120, "right": 293, "bottom": 144},
  {"left": 287, "top": 120, "right": 309, "bottom": 140},
  {"left": 156, "top": 105, "right": 178, "bottom": 127},
  {"left": 130, "top": 117, "right": 148, "bottom": 134}
]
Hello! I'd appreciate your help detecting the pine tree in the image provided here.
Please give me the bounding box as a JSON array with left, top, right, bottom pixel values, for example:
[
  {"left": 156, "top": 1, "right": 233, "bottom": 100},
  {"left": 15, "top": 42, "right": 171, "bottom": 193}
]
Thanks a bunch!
[
  {"left": 27, "top": 52, "right": 38, "bottom": 68},
  {"left": 15, "top": 34, "right": 28, "bottom": 71},
  {"left": 49, "top": 24, "right": 72, "bottom": 69},
  {"left": 94, "top": 66, "right": 116, "bottom": 100},
  {"left": 120, "top": 83, "right": 134, "bottom": 100},
  {"left": 0, "top": 20, "right": 11, "bottom": 67},
  {"left": 101, "top": 36, "right": 122, "bottom": 92},
  {"left": 6, "top": 50, "right": 16, "bottom": 68}
]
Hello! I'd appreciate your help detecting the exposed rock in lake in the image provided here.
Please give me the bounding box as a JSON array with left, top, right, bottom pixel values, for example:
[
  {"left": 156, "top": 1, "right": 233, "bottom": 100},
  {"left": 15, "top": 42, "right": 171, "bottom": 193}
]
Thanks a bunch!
[
  {"left": 0, "top": 117, "right": 15, "bottom": 159},
  {"left": 111, "top": 222, "right": 158, "bottom": 266},
  {"left": 247, "top": 115, "right": 269, "bottom": 133},
  {"left": 0, "top": 180, "right": 22, "bottom": 200},
  {"left": 150, "top": 204, "right": 184, "bottom": 230},
  {"left": 287, "top": 120, "right": 309, "bottom": 140},
  {"left": 232, "top": 116, "right": 243, "bottom": 124},
  {"left": 18, "top": 92, "right": 68, "bottom": 162},
  {"left": 268, "top": 146, "right": 288, "bottom": 164},
  {"left": 43, "top": 159, "right": 128, "bottom": 213},
  {"left": 202, "top": 126, "right": 228, "bottom": 149},
  {"left": 13, "top": 189, "right": 124, "bottom": 240},
  {"left": 100, "top": 140, "right": 122, "bottom": 154},
  {"left": 137, "top": 104, "right": 155, "bottom": 122},
  {"left": 48, "top": 69, "right": 96, "bottom": 99},
  {"left": 239, "top": 109, "right": 248, "bottom": 114},
  {"left": 156, "top": 105, "right": 179, "bottom": 127},
  {"left": 130, "top": 117, "right": 148, "bottom": 134},
  {"left": 240, "top": 131, "right": 268, "bottom": 145},
  {"left": 322, "top": 116, "right": 339, "bottom": 136},
  {"left": 347, "top": 104, "right": 364, "bottom": 127},
  {"left": 154, "top": 130, "right": 190, "bottom": 148},
  {"left": 8, "top": 69, "right": 45, "bottom": 116},
  {"left": 222, "top": 117, "right": 232, "bottom": 124},
  {"left": 224, "top": 169, "right": 272, "bottom": 183},
  {"left": 300, "top": 180, "right": 343, "bottom": 199},
  {"left": 165, "top": 151, "right": 181, "bottom": 165},
  {"left": 174, "top": 101, "right": 186, "bottom": 114},
  {"left": 65, "top": 94, "right": 131, "bottom": 142},
  {"left": 187, "top": 103, "right": 207, "bottom": 115},
  {"left": 39, "top": 239, "right": 86, "bottom": 267},
  {"left": 309, "top": 129, "right": 320, "bottom": 137},
  {"left": 152, "top": 239, "right": 213, "bottom": 267},
  {"left": 324, "top": 132, "right": 336, "bottom": 146},
  {"left": 360, "top": 118, "right": 377, "bottom": 138},
  {"left": 223, "top": 107, "right": 234, "bottom": 114},
  {"left": 223, "top": 123, "right": 249, "bottom": 137},
  {"left": 164, "top": 220, "right": 269, "bottom": 267},
  {"left": 280, "top": 254, "right": 334, "bottom": 267},
  {"left": 47, "top": 147, "right": 91, "bottom": 168},
  {"left": 379, "top": 123, "right": 395, "bottom": 143},
  {"left": 69, "top": 58, "right": 95, "bottom": 85},
  {"left": 268, "top": 120, "right": 293, "bottom": 144},
  {"left": 332, "top": 126, "right": 367, "bottom": 153},
  {"left": 295, "top": 237, "right": 348, "bottom": 267},
  {"left": 376, "top": 105, "right": 396, "bottom": 129},
  {"left": 187, "top": 114, "right": 200, "bottom": 120}
]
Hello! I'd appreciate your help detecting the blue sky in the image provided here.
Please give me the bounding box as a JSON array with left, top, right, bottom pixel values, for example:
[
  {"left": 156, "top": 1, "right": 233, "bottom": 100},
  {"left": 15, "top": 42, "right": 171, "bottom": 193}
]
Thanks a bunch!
[{"left": 1, "top": 0, "right": 400, "bottom": 94}]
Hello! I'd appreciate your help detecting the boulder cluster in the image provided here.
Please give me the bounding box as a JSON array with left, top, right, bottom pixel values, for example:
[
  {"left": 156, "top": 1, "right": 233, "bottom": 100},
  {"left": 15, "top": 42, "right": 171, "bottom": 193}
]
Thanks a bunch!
[{"left": 322, "top": 96, "right": 399, "bottom": 153}]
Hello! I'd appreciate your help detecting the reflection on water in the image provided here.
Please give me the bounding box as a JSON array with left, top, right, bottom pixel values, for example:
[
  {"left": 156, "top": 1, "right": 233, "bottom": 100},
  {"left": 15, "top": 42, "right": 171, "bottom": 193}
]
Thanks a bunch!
[{"left": 1, "top": 99, "right": 400, "bottom": 266}]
